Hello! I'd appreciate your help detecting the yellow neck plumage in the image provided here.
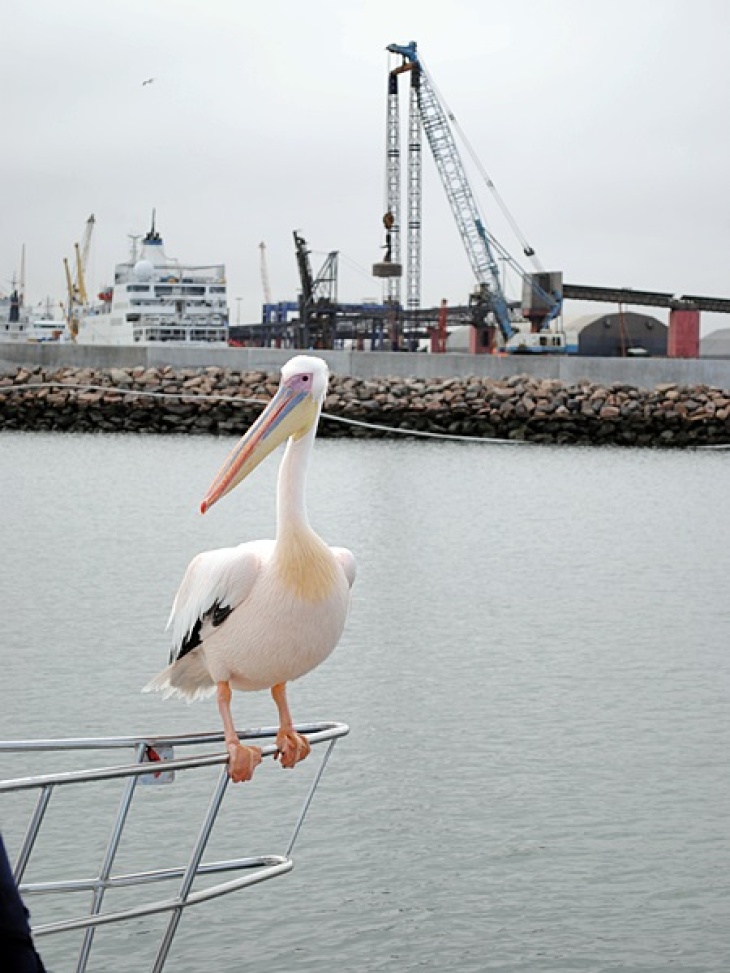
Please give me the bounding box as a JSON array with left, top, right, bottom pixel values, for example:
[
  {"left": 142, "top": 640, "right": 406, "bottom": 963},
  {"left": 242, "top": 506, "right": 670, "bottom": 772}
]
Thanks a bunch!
[{"left": 274, "top": 525, "right": 339, "bottom": 602}]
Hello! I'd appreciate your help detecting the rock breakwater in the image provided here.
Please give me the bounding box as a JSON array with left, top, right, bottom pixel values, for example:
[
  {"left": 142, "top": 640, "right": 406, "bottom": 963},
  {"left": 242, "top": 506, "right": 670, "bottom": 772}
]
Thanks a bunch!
[{"left": 2, "top": 364, "right": 730, "bottom": 447}]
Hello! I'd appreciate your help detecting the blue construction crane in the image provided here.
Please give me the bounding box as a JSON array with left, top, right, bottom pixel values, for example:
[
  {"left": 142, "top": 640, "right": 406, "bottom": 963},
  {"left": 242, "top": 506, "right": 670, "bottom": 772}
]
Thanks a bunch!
[{"left": 385, "top": 41, "right": 562, "bottom": 347}]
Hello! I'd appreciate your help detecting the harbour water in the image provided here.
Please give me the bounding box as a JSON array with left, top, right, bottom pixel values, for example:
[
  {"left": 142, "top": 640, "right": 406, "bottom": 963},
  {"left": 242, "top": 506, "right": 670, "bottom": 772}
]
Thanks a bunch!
[{"left": 1, "top": 430, "right": 729, "bottom": 972}]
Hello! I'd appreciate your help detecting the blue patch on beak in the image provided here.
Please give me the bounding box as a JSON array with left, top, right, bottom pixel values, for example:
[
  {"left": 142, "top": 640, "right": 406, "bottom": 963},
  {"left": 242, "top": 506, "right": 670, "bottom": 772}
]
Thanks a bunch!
[{"left": 261, "top": 389, "right": 310, "bottom": 440}]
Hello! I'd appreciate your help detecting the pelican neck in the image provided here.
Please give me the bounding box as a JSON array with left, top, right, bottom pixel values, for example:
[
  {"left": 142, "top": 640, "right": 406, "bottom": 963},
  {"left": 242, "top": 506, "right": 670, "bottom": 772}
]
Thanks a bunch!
[{"left": 276, "top": 423, "right": 317, "bottom": 537}]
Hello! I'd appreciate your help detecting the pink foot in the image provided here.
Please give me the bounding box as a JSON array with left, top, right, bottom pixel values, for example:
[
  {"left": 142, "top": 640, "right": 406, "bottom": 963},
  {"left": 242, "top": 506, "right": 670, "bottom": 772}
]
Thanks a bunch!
[
  {"left": 226, "top": 742, "right": 262, "bottom": 783},
  {"left": 274, "top": 728, "right": 311, "bottom": 769}
]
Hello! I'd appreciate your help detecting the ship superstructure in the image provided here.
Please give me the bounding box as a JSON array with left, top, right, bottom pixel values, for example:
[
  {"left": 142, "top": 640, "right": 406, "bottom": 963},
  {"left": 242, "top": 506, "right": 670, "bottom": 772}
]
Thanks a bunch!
[{"left": 77, "top": 219, "right": 229, "bottom": 346}]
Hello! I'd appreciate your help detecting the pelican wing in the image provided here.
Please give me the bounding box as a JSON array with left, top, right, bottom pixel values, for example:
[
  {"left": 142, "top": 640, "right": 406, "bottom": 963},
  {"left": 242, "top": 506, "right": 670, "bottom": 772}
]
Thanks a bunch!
[
  {"left": 167, "top": 541, "right": 270, "bottom": 663},
  {"left": 332, "top": 546, "right": 357, "bottom": 589}
]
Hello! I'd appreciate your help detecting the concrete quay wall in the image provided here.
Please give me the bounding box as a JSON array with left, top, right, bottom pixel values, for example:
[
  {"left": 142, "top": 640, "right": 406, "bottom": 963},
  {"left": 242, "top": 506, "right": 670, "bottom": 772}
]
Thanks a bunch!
[{"left": 1, "top": 343, "right": 730, "bottom": 390}]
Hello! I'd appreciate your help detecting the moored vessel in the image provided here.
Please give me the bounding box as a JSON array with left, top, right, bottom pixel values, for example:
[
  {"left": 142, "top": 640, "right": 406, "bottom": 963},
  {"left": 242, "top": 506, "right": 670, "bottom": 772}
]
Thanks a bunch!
[
  {"left": 76, "top": 217, "right": 230, "bottom": 346},
  {"left": 1, "top": 291, "right": 65, "bottom": 343}
]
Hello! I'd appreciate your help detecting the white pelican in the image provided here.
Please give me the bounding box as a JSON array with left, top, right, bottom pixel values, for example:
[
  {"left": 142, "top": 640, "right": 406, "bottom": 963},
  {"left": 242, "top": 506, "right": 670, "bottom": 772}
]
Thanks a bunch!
[{"left": 144, "top": 356, "right": 356, "bottom": 782}]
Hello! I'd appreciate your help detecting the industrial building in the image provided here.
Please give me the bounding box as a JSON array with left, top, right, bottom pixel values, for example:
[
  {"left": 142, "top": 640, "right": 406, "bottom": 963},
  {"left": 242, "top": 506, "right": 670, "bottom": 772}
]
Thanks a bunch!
[
  {"left": 568, "top": 312, "right": 667, "bottom": 357},
  {"left": 700, "top": 329, "right": 730, "bottom": 358}
]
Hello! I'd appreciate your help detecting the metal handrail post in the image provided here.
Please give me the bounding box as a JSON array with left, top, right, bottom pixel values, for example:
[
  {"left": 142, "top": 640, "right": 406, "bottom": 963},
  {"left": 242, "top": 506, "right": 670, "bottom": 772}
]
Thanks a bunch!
[
  {"left": 1, "top": 722, "right": 349, "bottom": 969},
  {"left": 13, "top": 784, "right": 53, "bottom": 884},
  {"left": 76, "top": 742, "right": 146, "bottom": 973},
  {"left": 152, "top": 765, "right": 230, "bottom": 972},
  {"left": 286, "top": 738, "right": 337, "bottom": 857}
]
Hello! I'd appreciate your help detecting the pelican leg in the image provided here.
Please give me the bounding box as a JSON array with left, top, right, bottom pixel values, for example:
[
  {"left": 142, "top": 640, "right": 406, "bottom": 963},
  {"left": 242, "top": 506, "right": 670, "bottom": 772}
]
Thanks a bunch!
[
  {"left": 217, "top": 681, "right": 262, "bottom": 783},
  {"left": 271, "top": 683, "right": 311, "bottom": 769}
]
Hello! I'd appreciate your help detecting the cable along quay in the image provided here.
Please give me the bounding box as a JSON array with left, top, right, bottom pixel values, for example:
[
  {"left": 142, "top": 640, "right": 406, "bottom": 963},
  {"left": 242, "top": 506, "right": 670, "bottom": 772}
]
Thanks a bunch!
[{"left": 2, "top": 364, "right": 730, "bottom": 447}]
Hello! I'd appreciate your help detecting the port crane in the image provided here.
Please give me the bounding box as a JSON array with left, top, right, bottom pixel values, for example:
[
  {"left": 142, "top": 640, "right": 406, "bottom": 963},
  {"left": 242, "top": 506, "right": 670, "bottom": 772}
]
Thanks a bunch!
[
  {"left": 293, "top": 231, "right": 339, "bottom": 348},
  {"left": 63, "top": 213, "right": 95, "bottom": 339},
  {"left": 377, "top": 42, "right": 563, "bottom": 351},
  {"left": 259, "top": 241, "right": 272, "bottom": 306}
]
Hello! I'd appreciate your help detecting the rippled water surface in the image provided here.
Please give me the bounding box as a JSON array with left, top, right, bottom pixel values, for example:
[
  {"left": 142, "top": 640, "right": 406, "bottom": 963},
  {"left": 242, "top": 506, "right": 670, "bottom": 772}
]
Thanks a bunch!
[{"left": 1, "top": 431, "right": 729, "bottom": 972}]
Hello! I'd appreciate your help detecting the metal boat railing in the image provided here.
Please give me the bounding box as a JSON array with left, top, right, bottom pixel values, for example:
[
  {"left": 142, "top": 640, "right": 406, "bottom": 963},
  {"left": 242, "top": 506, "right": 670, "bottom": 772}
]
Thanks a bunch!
[{"left": 0, "top": 722, "right": 348, "bottom": 972}]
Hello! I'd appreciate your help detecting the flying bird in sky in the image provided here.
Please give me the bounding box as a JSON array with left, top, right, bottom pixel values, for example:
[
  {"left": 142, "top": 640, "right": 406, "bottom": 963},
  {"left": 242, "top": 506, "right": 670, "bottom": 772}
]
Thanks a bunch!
[
  {"left": 142, "top": 77, "right": 155, "bottom": 86},
  {"left": 144, "top": 356, "right": 356, "bottom": 783}
]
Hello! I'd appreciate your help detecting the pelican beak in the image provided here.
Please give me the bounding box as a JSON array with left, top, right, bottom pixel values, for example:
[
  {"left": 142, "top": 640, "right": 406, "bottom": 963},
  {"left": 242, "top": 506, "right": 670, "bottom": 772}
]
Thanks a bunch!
[{"left": 200, "top": 384, "right": 318, "bottom": 513}]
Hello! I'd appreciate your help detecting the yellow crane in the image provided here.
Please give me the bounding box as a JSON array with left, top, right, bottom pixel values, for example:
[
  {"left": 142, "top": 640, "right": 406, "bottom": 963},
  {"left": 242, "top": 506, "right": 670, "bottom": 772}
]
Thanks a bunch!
[
  {"left": 77, "top": 213, "right": 95, "bottom": 301},
  {"left": 63, "top": 214, "right": 95, "bottom": 338}
]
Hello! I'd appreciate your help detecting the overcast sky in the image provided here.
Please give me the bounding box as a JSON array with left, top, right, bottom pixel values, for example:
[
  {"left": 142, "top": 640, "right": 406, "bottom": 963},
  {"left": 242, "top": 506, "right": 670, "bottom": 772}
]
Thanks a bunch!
[{"left": 3, "top": 0, "right": 729, "bottom": 333}]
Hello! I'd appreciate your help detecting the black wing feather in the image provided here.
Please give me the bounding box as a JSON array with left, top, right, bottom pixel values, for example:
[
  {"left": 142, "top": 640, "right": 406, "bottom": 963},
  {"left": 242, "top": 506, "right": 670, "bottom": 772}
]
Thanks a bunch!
[{"left": 172, "top": 600, "right": 234, "bottom": 663}]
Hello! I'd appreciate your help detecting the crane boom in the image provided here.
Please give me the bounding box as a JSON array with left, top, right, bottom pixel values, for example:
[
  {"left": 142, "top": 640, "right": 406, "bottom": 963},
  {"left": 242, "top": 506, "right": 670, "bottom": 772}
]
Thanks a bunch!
[
  {"left": 387, "top": 42, "right": 514, "bottom": 340},
  {"left": 63, "top": 257, "right": 79, "bottom": 338},
  {"left": 74, "top": 243, "right": 88, "bottom": 306},
  {"left": 259, "top": 241, "right": 272, "bottom": 305},
  {"left": 292, "top": 231, "right": 340, "bottom": 348},
  {"left": 80, "top": 214, "right": 95, "bottom": 276},
  {"left": 62, "top": 214, "right": 95, "bottom": 340}
]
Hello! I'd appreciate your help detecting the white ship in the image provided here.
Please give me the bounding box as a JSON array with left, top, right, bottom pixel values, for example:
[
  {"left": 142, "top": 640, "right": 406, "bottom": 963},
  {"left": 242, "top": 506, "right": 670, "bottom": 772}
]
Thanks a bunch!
[
  {"left": 76, "top": 218, "right": 230, "bottom": 346},
  {"left": 1, "top": 291, "right": 65, "bottom": 343}
]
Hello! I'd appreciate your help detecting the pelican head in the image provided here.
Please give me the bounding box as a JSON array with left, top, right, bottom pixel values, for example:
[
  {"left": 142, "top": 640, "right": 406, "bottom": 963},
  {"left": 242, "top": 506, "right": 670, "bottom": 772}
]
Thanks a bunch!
[{"left": 200, "top": 356, "right": 329, "bottom": 513}]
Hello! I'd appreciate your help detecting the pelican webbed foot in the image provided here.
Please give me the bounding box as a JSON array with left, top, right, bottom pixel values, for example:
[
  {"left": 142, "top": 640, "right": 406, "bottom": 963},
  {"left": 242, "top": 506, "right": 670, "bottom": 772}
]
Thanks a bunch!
[
  {"left": 274, "top": 727, "right": 311, "bottom": 769},
  {"left": 217, "top": 680, "right": 262, "bottom": 783},
  {"left": 271, "top": 682, "right": 311, "bottom": 769},
  {"left": 226, "top": 741, "right": 262, "bottom": 783}
]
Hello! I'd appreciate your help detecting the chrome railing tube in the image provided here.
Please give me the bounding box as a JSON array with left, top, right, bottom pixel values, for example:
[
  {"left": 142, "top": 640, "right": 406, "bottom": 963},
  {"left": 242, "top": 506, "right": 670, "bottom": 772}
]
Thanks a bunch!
[
  {"left": 13, "top": 784, "right": 53, "bottom": 884},
  {"left": 76, "top": 742, "right": 146, "bottom": 973},
  {"left": 0, "top": 722, "right": 349, "bottom": 969},
  {"left": 152, "top": 766, "right": 230, "bottom": 973}
]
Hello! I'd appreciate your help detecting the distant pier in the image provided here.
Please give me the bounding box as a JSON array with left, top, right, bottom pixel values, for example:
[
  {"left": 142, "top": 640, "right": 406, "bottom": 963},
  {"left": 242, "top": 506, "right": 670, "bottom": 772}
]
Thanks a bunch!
[{"left": 2, "top": 342, "right": 730, "bottom": 392}]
